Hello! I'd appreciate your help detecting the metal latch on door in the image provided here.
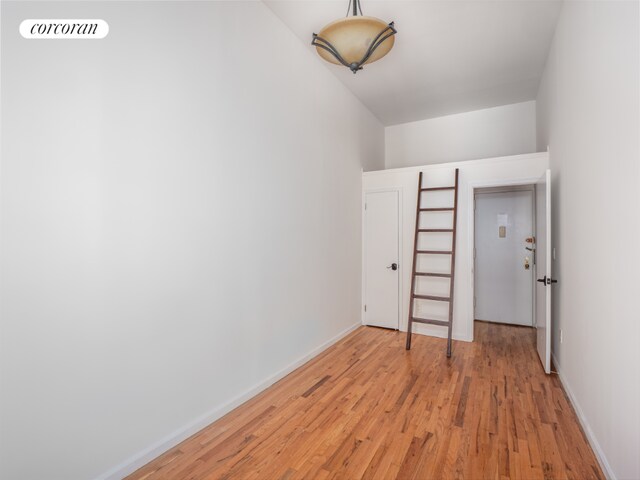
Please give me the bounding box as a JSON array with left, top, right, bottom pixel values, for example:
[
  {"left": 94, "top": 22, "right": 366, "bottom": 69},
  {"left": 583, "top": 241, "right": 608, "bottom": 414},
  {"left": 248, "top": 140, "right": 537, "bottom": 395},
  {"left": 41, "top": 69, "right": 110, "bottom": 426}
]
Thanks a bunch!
[{"left": 536, "top": 275, "right": 557, "bottom": 285}]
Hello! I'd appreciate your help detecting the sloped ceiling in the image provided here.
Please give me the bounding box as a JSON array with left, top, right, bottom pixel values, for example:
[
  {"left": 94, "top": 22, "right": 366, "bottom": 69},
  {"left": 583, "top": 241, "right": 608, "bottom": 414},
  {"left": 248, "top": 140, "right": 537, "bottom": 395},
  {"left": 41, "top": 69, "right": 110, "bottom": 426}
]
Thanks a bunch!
[{"left": 265, "top": 0, "right": 563, "bottom": 125}]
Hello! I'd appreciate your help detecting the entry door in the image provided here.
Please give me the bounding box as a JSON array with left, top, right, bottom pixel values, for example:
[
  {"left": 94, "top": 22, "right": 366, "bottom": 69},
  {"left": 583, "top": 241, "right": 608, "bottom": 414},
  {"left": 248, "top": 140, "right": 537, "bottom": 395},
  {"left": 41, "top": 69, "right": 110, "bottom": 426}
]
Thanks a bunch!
[
  {"left": 364, "top": 190, "right": 399, "bottom": 329},
  {"left": 475, "top": 189, "right": 534, "bottom": 326},
  {"left": 535, "top": 170, "right": 552, "bottom": 374}
]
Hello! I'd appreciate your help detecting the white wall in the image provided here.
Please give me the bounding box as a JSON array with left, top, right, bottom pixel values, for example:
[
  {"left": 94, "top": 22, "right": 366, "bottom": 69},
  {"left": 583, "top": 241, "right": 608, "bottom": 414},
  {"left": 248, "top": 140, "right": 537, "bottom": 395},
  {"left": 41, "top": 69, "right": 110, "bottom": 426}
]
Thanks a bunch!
[
  {"left": 536, "top": 2, "right": 640, "bottom": 479},
  {"left": 363, "top": 153, "right": 548, "bottom": 343},
  {"left": 385, "top": 101, "right": 537, "bottom": 169},
  {"left": 0, "top": 2, "right": 384, "bottom": 479}
]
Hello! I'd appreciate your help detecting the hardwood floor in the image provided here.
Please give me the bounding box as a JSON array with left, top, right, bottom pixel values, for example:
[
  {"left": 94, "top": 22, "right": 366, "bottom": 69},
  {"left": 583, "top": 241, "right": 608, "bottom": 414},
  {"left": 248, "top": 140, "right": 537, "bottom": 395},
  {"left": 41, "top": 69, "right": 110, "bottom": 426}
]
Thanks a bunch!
[{"left": 127, "top": 323, "right": 603, "bottom": 480}]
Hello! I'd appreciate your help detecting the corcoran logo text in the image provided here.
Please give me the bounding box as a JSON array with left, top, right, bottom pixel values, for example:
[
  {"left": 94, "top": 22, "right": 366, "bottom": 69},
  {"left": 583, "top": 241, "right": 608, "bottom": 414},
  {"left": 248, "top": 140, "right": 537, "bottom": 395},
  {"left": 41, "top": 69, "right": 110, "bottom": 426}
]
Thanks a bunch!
[{"left": 20, "top": 19, "right": 109, "bottom": 39}]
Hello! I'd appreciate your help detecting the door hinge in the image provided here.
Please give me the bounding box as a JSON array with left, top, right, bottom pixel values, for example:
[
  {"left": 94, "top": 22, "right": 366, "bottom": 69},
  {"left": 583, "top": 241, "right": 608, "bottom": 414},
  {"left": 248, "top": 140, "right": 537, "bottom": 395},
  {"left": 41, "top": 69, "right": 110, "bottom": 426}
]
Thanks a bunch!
[
  {"left": 473, "top": 247, "right": 476, "bottom": 259},
  {"left": 473, "top": 297, "right": 476, "bottom": 307},
  {"left": 365, "top": 203, "right": 367, "bottom": 210},
  {"left": 364, "top": 304, "right": 367, "bottom": 312}
]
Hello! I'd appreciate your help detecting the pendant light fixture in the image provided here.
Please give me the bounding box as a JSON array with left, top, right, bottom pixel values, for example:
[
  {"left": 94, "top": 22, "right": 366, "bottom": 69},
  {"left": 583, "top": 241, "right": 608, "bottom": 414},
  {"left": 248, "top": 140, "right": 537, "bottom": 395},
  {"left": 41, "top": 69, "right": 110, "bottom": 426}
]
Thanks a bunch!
[{"left": 312, "top": 0, "right": 396, "bottom": 74}]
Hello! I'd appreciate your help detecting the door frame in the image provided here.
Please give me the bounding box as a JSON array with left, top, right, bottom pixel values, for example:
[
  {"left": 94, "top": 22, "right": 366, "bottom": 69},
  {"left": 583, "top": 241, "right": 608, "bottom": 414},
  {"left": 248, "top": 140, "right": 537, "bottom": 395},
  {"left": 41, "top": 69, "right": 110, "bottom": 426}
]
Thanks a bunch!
[
  {"left": 535, "top": 169, "right": 552, "bottom": 374},
  {"left": 473, "top": 185, "right": 536, "bottom": 327},
  {"left": 362, "top": 187, "right": 403, "bottom": 329},
  {"left": 466, "top": 176, "right": 542, "bottom": 342}
]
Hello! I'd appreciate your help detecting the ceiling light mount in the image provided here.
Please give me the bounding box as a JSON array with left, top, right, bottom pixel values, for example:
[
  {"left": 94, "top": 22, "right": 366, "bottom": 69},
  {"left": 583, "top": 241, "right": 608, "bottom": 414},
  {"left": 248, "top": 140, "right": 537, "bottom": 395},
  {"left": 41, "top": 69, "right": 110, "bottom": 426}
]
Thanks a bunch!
[{"left": 312, "top": 0, "right": 396, "bottom": 74}]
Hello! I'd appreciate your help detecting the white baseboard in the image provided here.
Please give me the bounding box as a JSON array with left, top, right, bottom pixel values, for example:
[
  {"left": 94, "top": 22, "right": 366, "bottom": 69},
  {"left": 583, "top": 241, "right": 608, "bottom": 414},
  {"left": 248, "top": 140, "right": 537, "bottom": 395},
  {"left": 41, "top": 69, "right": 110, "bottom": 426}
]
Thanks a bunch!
[
  {"left": 551, "top": 352, "right": 616, "bottom": 480},
  {"left": 96, "top": 322, "right": 361, "bottom": 480},
  {"left": 412, "top": 324, "right": 473, "bottom": 343}
]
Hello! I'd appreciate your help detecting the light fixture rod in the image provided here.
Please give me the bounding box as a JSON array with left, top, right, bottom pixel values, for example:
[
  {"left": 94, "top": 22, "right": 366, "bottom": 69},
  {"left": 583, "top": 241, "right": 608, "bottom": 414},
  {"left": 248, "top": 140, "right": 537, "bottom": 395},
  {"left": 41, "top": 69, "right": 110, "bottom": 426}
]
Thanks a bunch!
[
  {"left": 358, "top": 22, "right": 395, "bottom": 65},
  {"left": 312, "top": 34, "right": 354, "bottom": 70},
  {"left": 346, "top": 0, "right": 363, "bottom": 17}
]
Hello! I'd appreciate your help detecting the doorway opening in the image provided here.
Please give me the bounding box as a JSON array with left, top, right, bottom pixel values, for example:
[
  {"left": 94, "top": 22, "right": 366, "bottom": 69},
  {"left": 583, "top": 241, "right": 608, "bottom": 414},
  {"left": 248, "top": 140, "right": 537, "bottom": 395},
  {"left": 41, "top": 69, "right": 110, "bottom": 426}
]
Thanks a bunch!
[
  {"left": 474, "top": 185, "right": 535, "bottom": 327},
  {"left": 469, "top": 170, "right": 552, "bottom": 373}
]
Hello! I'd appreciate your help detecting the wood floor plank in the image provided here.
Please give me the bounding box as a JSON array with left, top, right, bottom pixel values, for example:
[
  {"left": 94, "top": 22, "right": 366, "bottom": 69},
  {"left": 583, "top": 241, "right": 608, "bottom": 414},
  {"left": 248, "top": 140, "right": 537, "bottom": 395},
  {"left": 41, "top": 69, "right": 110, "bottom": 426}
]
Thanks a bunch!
[{"left": 126, "top": 322, "right": 604, "bottom": 480}]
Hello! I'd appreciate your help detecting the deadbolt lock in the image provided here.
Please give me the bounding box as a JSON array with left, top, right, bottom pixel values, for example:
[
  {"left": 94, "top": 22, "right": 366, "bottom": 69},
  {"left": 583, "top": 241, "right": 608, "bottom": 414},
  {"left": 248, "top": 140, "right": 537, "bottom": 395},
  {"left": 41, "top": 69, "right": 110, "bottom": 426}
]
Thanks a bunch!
[{"left": 524, "top": 256, "right": 530, "bottom": 270}]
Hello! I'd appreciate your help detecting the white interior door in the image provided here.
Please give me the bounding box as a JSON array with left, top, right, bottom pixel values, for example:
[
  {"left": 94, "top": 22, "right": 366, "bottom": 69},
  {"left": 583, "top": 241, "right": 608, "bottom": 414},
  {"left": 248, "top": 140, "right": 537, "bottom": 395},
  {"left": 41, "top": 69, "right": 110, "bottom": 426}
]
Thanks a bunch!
[
  {"left": 364, "top": 190, "right": 399, "bottom": 329},
  {"left": 535, "top": 170, "right": 552, "bottom": 374},
  {"left": 475, "top": 189, "right": 534, "bottom": 326}
]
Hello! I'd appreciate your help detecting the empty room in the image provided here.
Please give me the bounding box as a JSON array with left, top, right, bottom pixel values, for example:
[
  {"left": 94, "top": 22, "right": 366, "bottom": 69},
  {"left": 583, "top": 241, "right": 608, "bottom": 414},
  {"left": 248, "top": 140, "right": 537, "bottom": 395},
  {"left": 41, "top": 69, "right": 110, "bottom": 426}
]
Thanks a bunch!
[{"left": 1, "top": 1, "right": 638, "bottom": 479}]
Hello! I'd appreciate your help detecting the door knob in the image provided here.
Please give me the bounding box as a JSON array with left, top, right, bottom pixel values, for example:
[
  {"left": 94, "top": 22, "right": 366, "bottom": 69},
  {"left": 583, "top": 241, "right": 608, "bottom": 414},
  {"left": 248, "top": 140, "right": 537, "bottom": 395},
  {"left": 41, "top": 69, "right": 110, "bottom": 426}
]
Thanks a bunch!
[
  {"left": 537, "top": 276, "right": 558, "bottom": 285},
  {"left": 387, "top": 263, "right": 398, "bottom": 271}
]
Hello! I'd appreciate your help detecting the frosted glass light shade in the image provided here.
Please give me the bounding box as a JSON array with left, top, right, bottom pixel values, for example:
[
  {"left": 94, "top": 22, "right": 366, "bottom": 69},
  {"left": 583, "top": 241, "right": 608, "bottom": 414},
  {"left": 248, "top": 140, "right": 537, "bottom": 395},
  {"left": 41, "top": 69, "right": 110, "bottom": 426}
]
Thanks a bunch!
[{"left": 313, "top": 16, "right": 395, "bottom": 73}]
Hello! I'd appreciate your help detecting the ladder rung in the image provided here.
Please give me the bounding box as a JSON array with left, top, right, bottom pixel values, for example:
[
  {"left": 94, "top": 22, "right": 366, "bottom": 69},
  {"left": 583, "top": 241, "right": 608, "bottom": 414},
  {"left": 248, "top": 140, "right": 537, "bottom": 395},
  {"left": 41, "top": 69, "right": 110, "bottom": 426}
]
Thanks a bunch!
[
  {"left": 415, "top": 272, "right": 451, "bottom": 278},
  {"left": 413, "top": 294, "right": 450, "bottom": 302},
  {"left": 420, "top": 186, "right": 455, "bottom": 191},
  {"left": 411, "top": 317, "right": 449, "bottom": 327},
  {"left": 418, "top": 229, "right": 453, "bottom": 232},
  {"left": 419, "top": 208, "right": 454, "bottom": 212},
  {"left": 416, "top": 250, "right": 452, "bottom": 255}
]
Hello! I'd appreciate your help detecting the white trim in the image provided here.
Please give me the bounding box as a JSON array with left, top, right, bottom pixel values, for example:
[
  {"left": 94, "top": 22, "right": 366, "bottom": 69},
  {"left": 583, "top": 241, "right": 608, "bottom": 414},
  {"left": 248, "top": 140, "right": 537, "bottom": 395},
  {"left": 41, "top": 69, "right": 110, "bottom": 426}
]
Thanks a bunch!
[
  {"left": 362, "top": 187, "right": 403, "bottom": 330},
  {"left": 411, "top": 325, "right": 472, "bottom": 342},
  {"left": 467, "top": 175, "right": 541, "bottom": 343},
  {"left": 474, "top": 184, "right": 535, "bottom": 195},
  {"left": 95, "top": 322, "right": 362, "bottom": 480},
  {"left": 398, "top": 188, "right": 404, "bottom": 331},
  {"left": 361, "top": 181, "right": 366, "bottom": 325},
  {"left": 360, "top": 168, "right": 365, "bottom": 326},
  {"left": 551, "top": 352, "right": 616, "bottom": 480},
  {"left": 363, "top": 152, "right": 549, "bottom": 177},
  {"left": 397, "top": 187, "right": 404, "bottom": 331}
]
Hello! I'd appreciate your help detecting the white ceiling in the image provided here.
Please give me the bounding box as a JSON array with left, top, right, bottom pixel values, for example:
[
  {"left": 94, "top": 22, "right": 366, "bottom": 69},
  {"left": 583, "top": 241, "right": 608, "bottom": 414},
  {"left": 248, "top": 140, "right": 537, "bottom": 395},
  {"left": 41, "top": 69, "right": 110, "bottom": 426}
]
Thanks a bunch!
[{"left": 264, "top": 0, "right": 562, "bottom": 126}]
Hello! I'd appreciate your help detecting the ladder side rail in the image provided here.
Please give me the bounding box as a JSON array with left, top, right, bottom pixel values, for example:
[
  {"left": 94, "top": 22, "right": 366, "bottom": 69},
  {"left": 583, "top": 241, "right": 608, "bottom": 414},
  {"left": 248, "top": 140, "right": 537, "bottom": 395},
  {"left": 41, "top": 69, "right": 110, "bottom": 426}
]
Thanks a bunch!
[
  {"left": 446, "top": 169, "right": 460, "bottom": 357},
  {"left": 405, "top": 172, "right": 423, "bottom": 350}
]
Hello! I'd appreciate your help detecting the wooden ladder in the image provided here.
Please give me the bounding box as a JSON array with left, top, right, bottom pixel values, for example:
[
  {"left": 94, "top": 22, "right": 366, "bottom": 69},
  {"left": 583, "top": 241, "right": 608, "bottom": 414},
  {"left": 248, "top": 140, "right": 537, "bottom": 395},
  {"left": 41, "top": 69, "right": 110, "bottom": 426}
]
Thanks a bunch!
[{"left": 406, "top": 169, "right": 460, "bottom": 357}]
